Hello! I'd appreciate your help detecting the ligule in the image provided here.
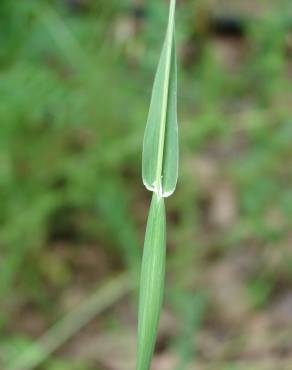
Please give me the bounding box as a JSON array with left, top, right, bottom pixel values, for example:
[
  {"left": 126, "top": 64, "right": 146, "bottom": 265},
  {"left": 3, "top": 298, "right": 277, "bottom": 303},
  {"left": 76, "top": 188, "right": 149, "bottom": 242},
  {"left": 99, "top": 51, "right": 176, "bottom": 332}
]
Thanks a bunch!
[{"left": 137, "top": 193, "right": 166, "bottom": 370}]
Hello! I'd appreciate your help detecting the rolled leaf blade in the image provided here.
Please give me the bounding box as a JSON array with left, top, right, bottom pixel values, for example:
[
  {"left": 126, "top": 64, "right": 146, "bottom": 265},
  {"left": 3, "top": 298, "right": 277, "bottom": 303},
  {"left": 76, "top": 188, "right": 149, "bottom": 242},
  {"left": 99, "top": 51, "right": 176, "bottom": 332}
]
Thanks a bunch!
[{"left": 142, "top": 0, "right": 178, "bottom": 197}]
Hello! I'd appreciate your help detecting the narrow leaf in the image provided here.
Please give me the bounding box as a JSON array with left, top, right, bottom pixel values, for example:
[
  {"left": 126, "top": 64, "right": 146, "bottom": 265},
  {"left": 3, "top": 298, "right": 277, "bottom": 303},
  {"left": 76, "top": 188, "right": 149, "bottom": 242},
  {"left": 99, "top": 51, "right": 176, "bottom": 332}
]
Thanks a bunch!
[
  {"left": 136, "top": 193, "right": 166, "bottom": 370},
  {"left": 142, "top": 0, "right": 178, "bottom": 197}
]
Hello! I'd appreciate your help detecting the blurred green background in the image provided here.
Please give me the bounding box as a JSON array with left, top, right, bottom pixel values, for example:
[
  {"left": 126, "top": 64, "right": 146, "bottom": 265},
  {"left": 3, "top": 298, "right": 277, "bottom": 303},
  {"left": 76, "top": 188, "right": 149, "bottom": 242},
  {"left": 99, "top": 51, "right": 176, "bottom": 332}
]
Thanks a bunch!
[{"left": 1, "top": 0, "right": 292, "bottom": 369}]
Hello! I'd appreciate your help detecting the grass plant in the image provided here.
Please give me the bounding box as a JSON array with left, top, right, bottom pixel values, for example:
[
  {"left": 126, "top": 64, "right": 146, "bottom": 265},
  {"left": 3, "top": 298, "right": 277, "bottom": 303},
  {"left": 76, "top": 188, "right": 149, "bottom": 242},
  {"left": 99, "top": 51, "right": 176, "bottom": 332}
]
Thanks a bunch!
[{"left": 136, "top": 1, "right": 178, "bottom": 369}]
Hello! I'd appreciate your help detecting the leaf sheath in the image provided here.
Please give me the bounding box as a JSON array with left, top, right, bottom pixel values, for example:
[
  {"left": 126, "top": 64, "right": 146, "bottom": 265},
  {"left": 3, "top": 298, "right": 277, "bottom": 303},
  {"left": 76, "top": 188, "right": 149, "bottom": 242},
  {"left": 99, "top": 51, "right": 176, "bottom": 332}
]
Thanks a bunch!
[{"left": 136, "top": 193, "right": 166, "bottom": 370}]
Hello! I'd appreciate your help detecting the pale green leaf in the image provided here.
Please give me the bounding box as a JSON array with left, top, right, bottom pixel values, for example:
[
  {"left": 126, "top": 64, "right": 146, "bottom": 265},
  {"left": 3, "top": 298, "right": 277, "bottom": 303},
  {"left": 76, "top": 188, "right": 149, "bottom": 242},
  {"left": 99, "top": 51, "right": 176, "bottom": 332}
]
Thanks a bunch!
[
  {"left": 136, "top": 193, "right": 166, "bottom": 370},
  {"left": 142, "top": 0, "right": 178, "bottom": 197}
]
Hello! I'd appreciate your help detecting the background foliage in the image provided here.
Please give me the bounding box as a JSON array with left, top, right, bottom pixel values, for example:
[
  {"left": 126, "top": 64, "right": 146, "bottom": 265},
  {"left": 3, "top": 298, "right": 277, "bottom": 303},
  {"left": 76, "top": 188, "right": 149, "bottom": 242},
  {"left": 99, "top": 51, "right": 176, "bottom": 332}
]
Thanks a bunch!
[{"left": 1, "top": 1, "right": 292, "bottom": 369}]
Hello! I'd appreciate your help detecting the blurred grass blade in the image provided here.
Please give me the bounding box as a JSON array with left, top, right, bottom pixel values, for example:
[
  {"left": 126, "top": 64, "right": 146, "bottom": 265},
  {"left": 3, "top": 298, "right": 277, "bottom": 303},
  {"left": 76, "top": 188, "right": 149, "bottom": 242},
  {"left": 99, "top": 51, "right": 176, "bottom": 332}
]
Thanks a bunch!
[
  {"left": 6, "top": 273, "right": 131, "bottom": 370},
  {"left": 174, "top": 292, "right": 206, "bottom": 370},
  {"left": 142, "top": 0, "right": 178, "bottom": 197},
  {"left": 137, "top": 193, "right": 166, "bottom": 370}
]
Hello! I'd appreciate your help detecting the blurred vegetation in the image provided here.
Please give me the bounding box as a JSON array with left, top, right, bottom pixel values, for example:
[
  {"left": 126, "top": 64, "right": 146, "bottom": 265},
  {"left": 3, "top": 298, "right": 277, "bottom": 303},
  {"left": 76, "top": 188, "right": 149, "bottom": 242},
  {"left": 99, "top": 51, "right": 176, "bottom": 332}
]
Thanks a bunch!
[{"left": 0, "top": 1, "right": 292, "bottom": 369}]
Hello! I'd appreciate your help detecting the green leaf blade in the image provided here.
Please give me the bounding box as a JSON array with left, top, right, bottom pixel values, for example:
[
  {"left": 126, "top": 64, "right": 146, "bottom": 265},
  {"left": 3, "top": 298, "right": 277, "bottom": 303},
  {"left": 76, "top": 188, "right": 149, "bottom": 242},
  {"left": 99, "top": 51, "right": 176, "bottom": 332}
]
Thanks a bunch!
[
  {"left": 136, "top": 193, "right": 166, "bottom": 370},
  {"left": 161, "top": 39, "right": 178, "bottom": 196},
  {"left": 142, "top": 0, "right": 178, "bottom": 198}
]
